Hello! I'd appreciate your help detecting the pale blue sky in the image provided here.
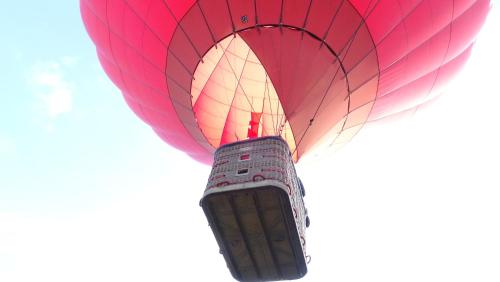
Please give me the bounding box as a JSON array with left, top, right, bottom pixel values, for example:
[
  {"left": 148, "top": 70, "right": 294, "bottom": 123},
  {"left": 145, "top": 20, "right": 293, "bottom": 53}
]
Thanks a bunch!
[
  {"left": 1, "top": 2, "right": 499, "bottom": 282},
  {"left": 0, "top": 2, "right": 195, "bottom": 214}
]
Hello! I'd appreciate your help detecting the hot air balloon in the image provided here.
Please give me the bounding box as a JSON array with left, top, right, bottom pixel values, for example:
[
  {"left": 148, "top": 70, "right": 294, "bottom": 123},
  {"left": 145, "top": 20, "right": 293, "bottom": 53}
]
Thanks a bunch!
[{"left": 80, "top": 0, "right": 490, "bottom": 281}]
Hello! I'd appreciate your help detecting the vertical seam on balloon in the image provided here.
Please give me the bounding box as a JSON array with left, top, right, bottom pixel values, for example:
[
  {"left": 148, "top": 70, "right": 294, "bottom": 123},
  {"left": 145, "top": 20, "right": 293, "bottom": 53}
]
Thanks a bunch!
[
  {"left": 103, "top": 0, "right": 126, "bottom": 89},
  {"left": 321, "top": 0, "right": 346, "bottom": 47},
  {"left": 101, "top": 0, "right": 139, "bottom": 118},
  {"left": 161, "top": 1, "right": 204, "bottom": 62},
  {"left": 137, "top": 0, "right": 155, "bottom": 122},
  {"left": 420, "top": 0, "right": 455, "bottom": 107},
  {"left": 225, "top": 0, "right": 236, "bottom": 34},
  {"left": 302, "top": 0, "right": 313, "bottom": 29},
  {"left": 395, "top": 0, "right": 410, "bottom": 66},
  {"left": 279, "top": 0, "right": 285, "bottom": 25},
  {"left": 254, "top": 0, "right": 259, "bottom": 25},
  {"left": 197, "top": 2, "right": 217, "bottom": 48}
]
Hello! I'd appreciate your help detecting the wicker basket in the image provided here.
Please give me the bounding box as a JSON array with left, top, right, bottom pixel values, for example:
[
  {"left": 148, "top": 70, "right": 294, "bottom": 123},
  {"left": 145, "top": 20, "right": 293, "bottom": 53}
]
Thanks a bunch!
[{"left": 201, "top": 136, "right": 308, "bottom": 281}]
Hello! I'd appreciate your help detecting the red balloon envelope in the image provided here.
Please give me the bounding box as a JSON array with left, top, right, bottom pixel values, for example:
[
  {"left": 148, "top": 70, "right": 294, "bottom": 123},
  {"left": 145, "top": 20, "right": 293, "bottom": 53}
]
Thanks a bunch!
[{"left": 80, "top": 0, "right": 490, "bottom": 164}]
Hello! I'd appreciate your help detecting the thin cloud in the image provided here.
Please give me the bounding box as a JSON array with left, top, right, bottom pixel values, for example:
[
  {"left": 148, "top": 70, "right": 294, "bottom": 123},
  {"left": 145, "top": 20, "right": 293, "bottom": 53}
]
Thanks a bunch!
[
  {"left": 60, "top": 56, "right": 79, "bottom": 66},
  {"left": 30, "top": 59, "right": 75, "bottom": 120}
]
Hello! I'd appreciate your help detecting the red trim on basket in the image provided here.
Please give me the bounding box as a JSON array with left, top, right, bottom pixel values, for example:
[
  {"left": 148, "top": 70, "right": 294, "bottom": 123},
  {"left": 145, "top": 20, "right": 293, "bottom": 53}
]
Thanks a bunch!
[
  {"left": 216, "top": 181, "right": 230, "bottom": 187},
  {"left": 214, "top": 160, "right": 229, "bottom": 167},
  {"left": 210, "top": 174, "right": 226, "bottom": 181},
  {"left": 253, "top": 174, "right": 265, "bottom": 182}
]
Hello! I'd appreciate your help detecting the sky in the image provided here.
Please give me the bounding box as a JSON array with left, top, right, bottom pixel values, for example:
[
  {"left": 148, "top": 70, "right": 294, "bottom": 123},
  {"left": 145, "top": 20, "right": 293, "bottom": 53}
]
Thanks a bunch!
[{"left": 0, "top": 1, "right": 499, "bottom": 282}]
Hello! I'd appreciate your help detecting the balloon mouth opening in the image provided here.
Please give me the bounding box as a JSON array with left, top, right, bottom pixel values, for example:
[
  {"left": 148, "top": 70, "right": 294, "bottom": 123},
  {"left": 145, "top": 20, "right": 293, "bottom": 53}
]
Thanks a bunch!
[{"left": 190, "top": 32, "right": 298, "bottom": 160}]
